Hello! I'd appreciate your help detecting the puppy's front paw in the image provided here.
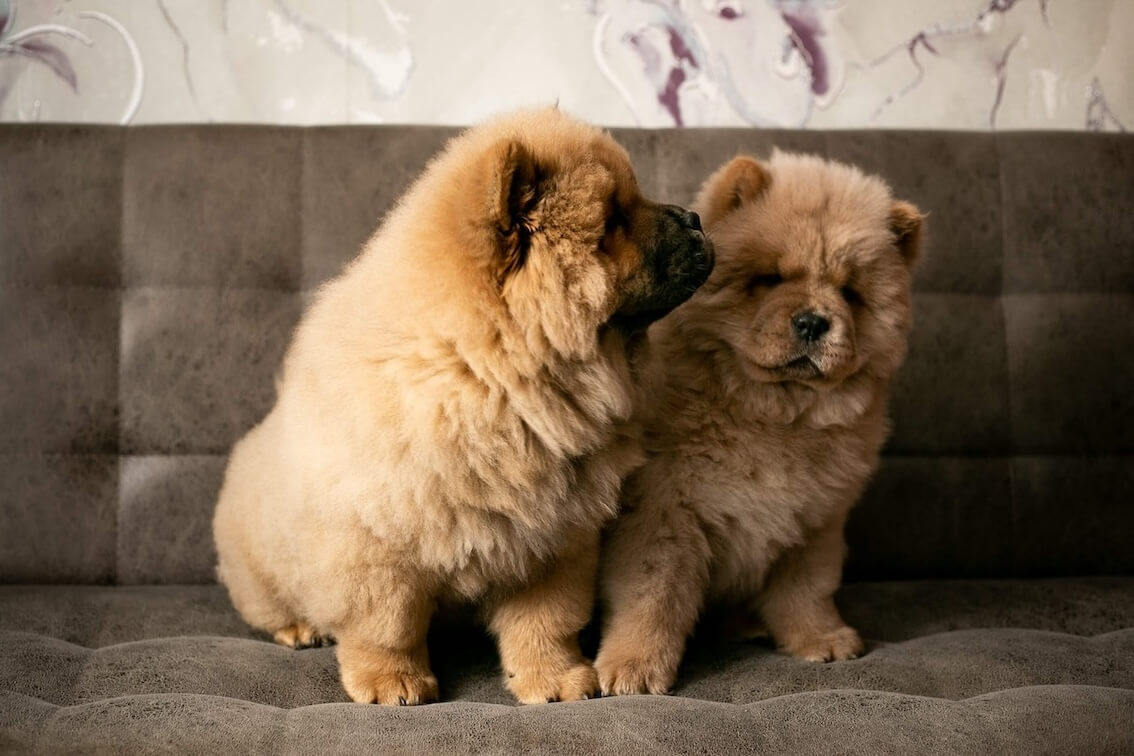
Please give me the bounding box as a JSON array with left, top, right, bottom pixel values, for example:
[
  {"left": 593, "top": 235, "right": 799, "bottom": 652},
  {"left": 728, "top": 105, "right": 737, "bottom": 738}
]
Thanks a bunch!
[
  {"left": 507, "top": 662, "right": 599, "bottom": 704},
  {"left": 595, "top": 652, "right": 676, "bottom": 696},
  {"left": 340, "top": 666, "right": 439, "bottom": 706},
  {"left": 781, "top": 625, "right": 864, "bottom": 663}
]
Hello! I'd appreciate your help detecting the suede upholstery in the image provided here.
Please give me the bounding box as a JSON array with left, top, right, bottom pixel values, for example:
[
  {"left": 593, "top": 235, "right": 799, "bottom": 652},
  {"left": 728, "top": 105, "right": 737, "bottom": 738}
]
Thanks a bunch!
[{"left": 0, "top": 125, "right": 1131, "bottom": 754}]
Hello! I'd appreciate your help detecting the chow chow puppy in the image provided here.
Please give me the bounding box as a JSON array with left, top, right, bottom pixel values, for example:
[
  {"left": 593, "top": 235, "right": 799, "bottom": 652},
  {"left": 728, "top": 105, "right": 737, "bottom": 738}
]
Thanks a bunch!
[
  {"left": 212, "top": 108, "right": 713, "bottom": 706},
  {"left": 595, "top": 151, "right": 924, "bottom": 695}
]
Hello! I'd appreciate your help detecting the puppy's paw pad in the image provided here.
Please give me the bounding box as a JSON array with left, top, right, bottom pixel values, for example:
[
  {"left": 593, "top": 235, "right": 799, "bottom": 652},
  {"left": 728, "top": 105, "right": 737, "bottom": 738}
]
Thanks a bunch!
[
  {"left": 273, "top": 623, "right": 332, "bottom": 650},
  {"left": 595, "top": 655, "right": 674, "bottom": 696},
  {"left": 341, "top": 669, "right": 439, "bottom": 706},
  {"left": 508, "top": 662, "right": 600, "bottom": 704},
  {"left": 783, "top": 626, "right": 864, "bottom": 663}
]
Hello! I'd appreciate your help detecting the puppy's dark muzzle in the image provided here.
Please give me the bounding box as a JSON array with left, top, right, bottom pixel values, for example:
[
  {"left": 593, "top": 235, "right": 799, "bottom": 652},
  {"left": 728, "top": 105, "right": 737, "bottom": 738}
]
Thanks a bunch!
[
  {"left": 612, "top": 203, "right": 714, "bottom": 332},
  {"left": 658, "top": 204, "right": 714, "bottom": 293}
]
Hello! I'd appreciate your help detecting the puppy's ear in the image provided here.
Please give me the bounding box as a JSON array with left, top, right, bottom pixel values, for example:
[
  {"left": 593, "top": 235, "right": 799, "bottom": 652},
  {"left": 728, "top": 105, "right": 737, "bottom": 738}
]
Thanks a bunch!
[
  {"left": 695, "top": 155, "right": 769, "bottom": 228},
  {"left": 889, "top": 201, "right": 926, "bottom": 267},
  {"left": 485, "top": 139, "right": 542, "bottom": 284}
]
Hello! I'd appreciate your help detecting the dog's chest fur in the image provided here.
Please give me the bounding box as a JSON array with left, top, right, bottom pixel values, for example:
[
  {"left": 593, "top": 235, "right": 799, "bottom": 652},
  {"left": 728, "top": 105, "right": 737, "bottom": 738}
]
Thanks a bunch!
[
  {"left": 271, "top": 323, "right": 643, "bottom": 605},
  {"left": 645, "top": 375, "right": 888, "bottom": 602},
  {"left": 705, "top": 410, "right": 880, "bottom": 599}
]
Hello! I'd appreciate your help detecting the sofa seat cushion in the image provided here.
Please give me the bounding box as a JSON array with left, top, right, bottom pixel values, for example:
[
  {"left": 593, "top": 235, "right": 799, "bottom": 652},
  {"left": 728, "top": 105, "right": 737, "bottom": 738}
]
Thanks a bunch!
[{"left": 1, "top": 579, "right": 1132, "bottom": 754}]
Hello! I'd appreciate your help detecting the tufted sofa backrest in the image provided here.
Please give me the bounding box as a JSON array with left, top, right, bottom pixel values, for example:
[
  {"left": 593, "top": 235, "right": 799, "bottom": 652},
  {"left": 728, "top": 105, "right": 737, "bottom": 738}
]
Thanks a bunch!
[{"left": 1, "top": 125, "right": 1131, "bottom": 583}]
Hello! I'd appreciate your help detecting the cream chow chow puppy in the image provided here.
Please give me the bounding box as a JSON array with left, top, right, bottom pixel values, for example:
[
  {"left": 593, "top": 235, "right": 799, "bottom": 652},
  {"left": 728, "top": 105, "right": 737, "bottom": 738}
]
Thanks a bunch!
[
  {"left": 213, "top": 108, "right": 713, "bottom": 706},
  {"left": 596, "top": 152, "right": 924, "bottom": 696}
]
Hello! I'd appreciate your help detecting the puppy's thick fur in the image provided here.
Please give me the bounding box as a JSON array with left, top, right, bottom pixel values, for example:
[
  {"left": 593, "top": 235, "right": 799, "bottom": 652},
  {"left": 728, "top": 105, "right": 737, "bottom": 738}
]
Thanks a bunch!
[
  {"left": 212, "top": 108, "right": 711, "bottom": 706},
  {"left": 595, "top": 152, "right": 924, "bottom": 696}
]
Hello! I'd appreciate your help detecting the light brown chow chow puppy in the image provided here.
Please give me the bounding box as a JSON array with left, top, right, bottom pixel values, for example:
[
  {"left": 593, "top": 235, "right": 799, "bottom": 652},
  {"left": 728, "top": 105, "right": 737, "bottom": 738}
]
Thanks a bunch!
[
  {"left": 213, "top": 108, "right": 712, "bottom": 706},
  {"left": 595, "top": 151, "right": 924, "bottom": 696}
]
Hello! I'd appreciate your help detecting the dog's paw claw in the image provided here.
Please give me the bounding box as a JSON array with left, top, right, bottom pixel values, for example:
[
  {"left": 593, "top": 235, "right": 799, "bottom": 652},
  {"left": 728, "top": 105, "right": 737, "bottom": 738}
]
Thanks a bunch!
[
  {"left": 507, "top": 662, "right": 599, "bottom": 705},
  {"left": 341, "top": 668, "right": 439, "bottom": 706},
  {"left": 782, "top": 625, "right": 864, "bottom": 663},
  {"left": 595, "top": 654, "right": 675, "bottom": 696}
]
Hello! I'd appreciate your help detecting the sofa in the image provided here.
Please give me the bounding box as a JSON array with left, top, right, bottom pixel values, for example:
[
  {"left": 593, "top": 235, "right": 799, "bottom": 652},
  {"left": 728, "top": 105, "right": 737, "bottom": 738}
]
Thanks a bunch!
[{"left": 1, "top": 124, "right": 1131, "bottom": 754}]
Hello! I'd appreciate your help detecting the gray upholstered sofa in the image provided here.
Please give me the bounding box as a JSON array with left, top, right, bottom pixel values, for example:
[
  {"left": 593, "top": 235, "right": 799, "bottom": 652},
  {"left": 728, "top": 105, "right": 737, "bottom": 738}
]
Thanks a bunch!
[{"left": 1, "top": 125, "right": 1131, "bottom": 754}]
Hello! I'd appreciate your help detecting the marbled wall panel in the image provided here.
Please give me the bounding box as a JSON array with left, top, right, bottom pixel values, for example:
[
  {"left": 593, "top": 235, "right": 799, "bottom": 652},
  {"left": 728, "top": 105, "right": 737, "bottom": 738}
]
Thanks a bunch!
[{"left": 0, "top": 0, "right": 1127, "bottom": 130}]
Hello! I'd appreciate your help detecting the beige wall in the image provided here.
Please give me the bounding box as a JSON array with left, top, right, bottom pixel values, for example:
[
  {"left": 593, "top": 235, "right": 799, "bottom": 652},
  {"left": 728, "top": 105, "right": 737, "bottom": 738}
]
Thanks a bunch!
[{"left": 0, "top": 0, "right": 1128, "bottom": 130}]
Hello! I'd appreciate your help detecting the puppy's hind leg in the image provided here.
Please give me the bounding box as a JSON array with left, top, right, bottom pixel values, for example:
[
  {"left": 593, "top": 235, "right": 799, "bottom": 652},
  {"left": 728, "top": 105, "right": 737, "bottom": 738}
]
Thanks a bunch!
[
  {"left": 273, "top": 622, "right": 334, "bottom": 650},
  {"left": 216, "top": 549, "right": 305, "bottom": 644},
  {"left": 214, "top": 448, "right": 326, "bottom": 649},
  {"left": 758, "top": 514, "right": 864, "bottom": 663},
  {"left": 594, "top": 493, "right": 712, "bottom": 696}
]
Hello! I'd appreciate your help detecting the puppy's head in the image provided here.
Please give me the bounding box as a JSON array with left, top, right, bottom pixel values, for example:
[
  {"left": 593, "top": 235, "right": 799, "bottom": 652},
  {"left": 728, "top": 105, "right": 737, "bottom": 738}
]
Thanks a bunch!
[
  {"left": 689, "top": 151, "right": 924, "bottom": 389},
  {"left": 444, "top": 108, "right": 713, "bottom": 356}
]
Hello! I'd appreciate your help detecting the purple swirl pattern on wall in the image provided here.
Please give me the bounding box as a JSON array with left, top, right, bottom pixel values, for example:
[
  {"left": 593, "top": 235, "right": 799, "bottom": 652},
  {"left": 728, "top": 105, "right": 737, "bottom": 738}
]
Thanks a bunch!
[
  {"left": 0, "top": 0, "right": 141, "bottom": 123},
  {"left": 780, "top": 3, "right": 829, "bottom": 97},
  {"left": 0, "top": 0, "right": 1127, "bottom": 130}
]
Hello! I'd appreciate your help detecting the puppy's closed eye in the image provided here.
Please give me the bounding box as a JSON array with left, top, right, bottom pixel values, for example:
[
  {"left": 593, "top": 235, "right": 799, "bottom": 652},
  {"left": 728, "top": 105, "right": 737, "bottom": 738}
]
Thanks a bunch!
[
  {"left": 605, "top": 200, "right": 627, "bottom": 234},
  {"left": 598, "top": 204, "right": 626, "bottom": 255},
  {"left": 840, "top": 285, "right": 862, "bottom": 306},
  {"left": 748, "top": 273, "right": 783, "bottom": 292}
]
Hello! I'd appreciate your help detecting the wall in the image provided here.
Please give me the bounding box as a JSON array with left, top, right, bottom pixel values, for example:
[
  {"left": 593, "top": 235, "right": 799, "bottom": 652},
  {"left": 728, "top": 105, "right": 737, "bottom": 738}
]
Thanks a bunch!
[{"left": 0, "top": 0, "right": 1128, "bottom": 129}]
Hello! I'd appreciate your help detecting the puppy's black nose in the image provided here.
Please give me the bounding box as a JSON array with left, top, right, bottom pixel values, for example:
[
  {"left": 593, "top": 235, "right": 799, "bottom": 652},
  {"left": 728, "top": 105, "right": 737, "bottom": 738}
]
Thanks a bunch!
[
  {"left": 683, "top": 210, "right": 702, "bottom": 232},
  {"left": 792, "top": 311, "right": 830, "bottom": 343}
]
